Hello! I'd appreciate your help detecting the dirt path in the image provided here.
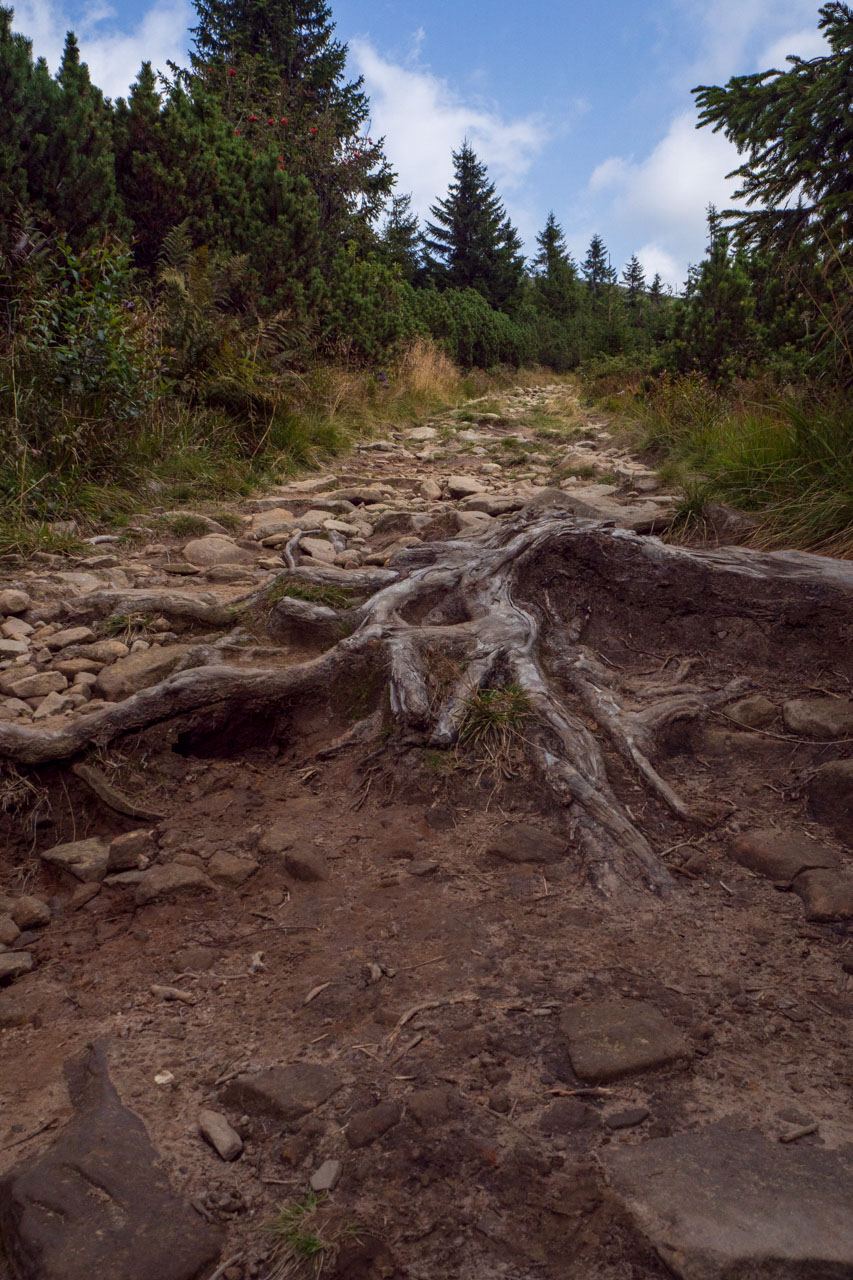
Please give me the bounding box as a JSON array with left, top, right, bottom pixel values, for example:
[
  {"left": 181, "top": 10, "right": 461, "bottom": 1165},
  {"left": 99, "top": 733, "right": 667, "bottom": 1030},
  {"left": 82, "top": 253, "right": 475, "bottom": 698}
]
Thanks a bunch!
[{"left": 1, "top": 384, "right": 852, "bottom": 1280}]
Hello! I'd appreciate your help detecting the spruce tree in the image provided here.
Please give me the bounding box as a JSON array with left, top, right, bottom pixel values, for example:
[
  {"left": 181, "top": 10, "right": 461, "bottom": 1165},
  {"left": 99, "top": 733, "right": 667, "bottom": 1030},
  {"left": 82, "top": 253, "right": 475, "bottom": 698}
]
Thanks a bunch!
[
  {"left": 622, "top": 254, "right": 646, "bottom": 306},
  {"left": 423, "top": 141, "right": 525, "bottom": 310},
  {"left": 380, "top": 193, "right": 421, "bottom": 281},
  {"left": 581, "top": 234, "right": 615, "bottom": 302},
  {"left": 532, "top": 212, "right": 577, "bottom": 319},
  {"left": 0, "top": 8, "right": 61, "bottom": 245},
  {"left": 679, "top": 209, "right": 756, "bottom": 380},
  {"left": 648, "top": 273, "right": 664, "bottom": 305}
]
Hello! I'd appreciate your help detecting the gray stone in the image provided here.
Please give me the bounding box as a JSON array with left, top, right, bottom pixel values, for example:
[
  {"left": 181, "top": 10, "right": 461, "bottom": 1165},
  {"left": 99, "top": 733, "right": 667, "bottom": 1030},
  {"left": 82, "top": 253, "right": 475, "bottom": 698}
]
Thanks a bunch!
[
  {"left": 561, "top": 999, "right": 693, "bottom": 1083},
  {"left": 300, "top": 536, "right": 336, "bottom": 564},
  {"left": 5, "top": 671, "right": 67, "bottom": 699},
  {"left": 284, "top": 849, "right": 329, "bottom": 882},
  {"left": 0, "top": 952, "right": 34, "bottom": 982},
  {"left": 406, "top": 426, "right": 437, "bottom": 442},
  {"left": 730, "top": 829, "right": 839, "bottom": 884},
  {"left": 346, "top": 1101, "right": 402, "bottom": 1148},
  {"left": 310, "top": 1158, "right": 343, "bottom": 1192},
  {"left": 95, "top": 643, "right": 192, "bottom": 701},
  {"left": 463, "top": 494, "right": 526, "bottom": 516},
  {"left": 198, "top": 1108, "right": 243, "bottom": 1161},
  {"left": 604, "top": 1122, "right": 853, "bottom": 1280},
  {"left": 208, "top": 851, "right": 259, "bottom": 886},
  {"left": 32, "top": 690, "right": 74, "bottom": 720},
  {"left": 783, "top": 697, "right": 853, "bottom": 739},
  {"left": 809, "top": 759, "right": 853, "bottom": 841},
  {"left": 220, "top": 1063, "right": 342, "bottom": 1121},
  {"left": 61, "top": 639, "right": 128, "bottom": 664},
  {"left": 725, "top": 695, "right": 777, "bottom": 729},
  {"left": 0, "top": 588, "right": 31, "bottom": 615},
  {"left": 793, "top": 869, "right": 853, "bottom": 921},
  {"left": 0, "top": 638, "right": 29, "bottom": 657},
  {"left": 108, "top": 829, "right": 157, "bottom": 871},
  {"left": 446, "top": 474, "right": 487, "bottom": 499},
  {"left": 0, "top": 915, "right": 21, "bottom": 946},
  {"left": 134, "top": 862, "right": 216, "bottom": 906},
  {"left": 40, "top": 837, "right": 110, "bottom": 883},
  {"left": 1, "top": 617, "right": 33, "bottom": 639},
  {"left": 604, "top": 1107, "right": 650, "bottom": 1130},
  {"left": 257, "top": 822, "right": 294, "bottom": 855},
  {"left": 43, "top": 626, "right": 96, "bottom": 651},
  {"left": 182, "top": 535, "right": 255, "bottom": 568},
  {"left": 420, "top": 478, "right": 442, "bottom": 500},
  {"left": 539, "top": 1098, "right": 599, "bottom": 1134},
  {"left": 486, "top": 823, "right": 566, "bottom": 864},
  {"left": 251, "top": 508, "right": 295, "bottom": 539},
  {"left": 10, "top": 896, "right": 50, "bottom": 929},
  {"left": 0, "top": 1044, "right": 223, "bottom": 1280}
]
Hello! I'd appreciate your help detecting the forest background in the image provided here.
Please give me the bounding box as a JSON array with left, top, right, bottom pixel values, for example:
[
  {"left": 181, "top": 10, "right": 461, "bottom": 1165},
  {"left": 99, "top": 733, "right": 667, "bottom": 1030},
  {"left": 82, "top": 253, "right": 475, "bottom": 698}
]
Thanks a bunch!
[{"left": 1, "top": 0, "right": 851, "bottom": 553}]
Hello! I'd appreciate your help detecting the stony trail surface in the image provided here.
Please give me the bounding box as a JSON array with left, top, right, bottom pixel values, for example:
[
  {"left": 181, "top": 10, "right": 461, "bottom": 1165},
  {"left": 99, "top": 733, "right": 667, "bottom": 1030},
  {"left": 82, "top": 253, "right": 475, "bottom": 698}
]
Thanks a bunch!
[{"left": 0, "top": 383, "right": 852, "bottom": 1280}]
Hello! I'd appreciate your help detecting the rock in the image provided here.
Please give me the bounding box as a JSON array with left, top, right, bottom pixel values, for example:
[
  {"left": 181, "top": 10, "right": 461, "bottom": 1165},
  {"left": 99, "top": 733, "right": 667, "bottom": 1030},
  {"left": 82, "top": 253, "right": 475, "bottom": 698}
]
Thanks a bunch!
[
  {"left": 59, "top": 639, "right": 129, "bottom": 664},
  {"left": 300, "top": 536, "right": 336, "bottom": 564},
  {"left": 0, "top": 952, "right": 34, "bottom": 982},
  {"left": 455, "top": 510, "right": 492, "bottom": 530},
  {"left": 486, "top": 823, "right": 566, "bottom": 864},
  {"left": 40, "top": 837, "right": 110, "bottom": 883},
  {"left": 346, "top": 1101, "right": 402, "bottom": 1148},
  {"left": 808, "top": 759, "right": 853, "bottom": 840},
  {"left": 95, "top": 644, "right": 193, "bottom": 701},
  {"left": 463, "top": 494, "right": 526, "bottom": 515},
  {"left": 220, "top": 1063, "right": 342, "bottom": 1121},
  {"left": 604, "top": 1122, "right": 853, "bottom": 1280},
  {"left": 70, "top": 883, "right": 102, "bottom": 910},
  {"left": 134, "top": 863, "right": 216, "bottom": 906},
  {"left": 251, "top": 509, "right": 295, "bottom": 539},
  {"left": 539, "top": 1098, "right": 599, "bottom": 1134},
  {"left": 725, "top": 694, "right": 777, "bottom": 729},
  {"left": 730, "top": 829, "right": 839, "bottom": 884},
  {"left": 108, "top": 829, "right": 157, "bottom": 871},
  {"left": 560, "top": 999, "right": 693, "bottom": 1083},
  {"left": 208, "top": 851, "right": 259, "bottom": 886},
  {"left": 604, "top": 1107, "right": 650, "bottom": 1130},
  {"left": 205, "top": 565, "right": 258, "bottom": 582},
  {"left": 104, "top": 871, "right": 148, "bottom": 887},
  {"left": 0, "top": 915, "right": 21, "bottom": 946},
  {"left": 793, "top": 869, "right": 853, "bottom": 921},
  {"left": 173, "top": 946, "right": 218, "bottom": 972},
  {"left": 310, "top": 1159, "right": 343, "bottom": 1192},
  {"left": 1, "top": 617, "right": 33, "bottom": 639},
  {"left": 54, "top": 657, "right": 104, "bottom": 677},
  {"left": 258, "top": 822, "right": 294, "bottom": 855},
  {"left": 0, "top": 1044, "right": 223, "bottom": 1280},
  {"left": 10, "top": 896, "right": 50, "bottom": 929},
  {"left": 32, "top": 690, "right": 75, "bottom": 720},
  {"left": 284, "top": 849, "right": 328, "bottom": 882},
  {"left": 182, "top": 535, "right": 255, "bottom": 568},
  {"left": 278, "top": 474, "right": 336, "bottom": 495},
  {"left": 446, "top": 475, "right": 487, "bottom": 498},
  {"left": 198, "top": 1108, "right": 243, "bottom": 1161},
  {"left": 407, "top": 426, "right": 437, "bottom": 442},
  {"left": 420, "top": 478, "right": 442, "bottom": 500},
  {"left": 162, "top": 563, "right": 199, "bottom": 576},
  {"left": 4, "top": 671, "right": 67, "bottom": 699},
  {"left": 406, "top": 859, "right": 438, "bottom": 877},
  {"left": 701, "top": 501, "right": 760, "bottom": 543},
  {"left": 43, "top": 626, "right": 96, "bottom": 651},
  {"left": 330, "top": 486, "right": 387, "bottom": 505},
  {"left": 783, "top": 697, "right": 853, "bottom": 739},
  {"left": 0, "top": 588, "right": 30, "bottom": 615},
  {"left": 407, "top": 1088, "right": 456, "bottom": 1128},
  {"left": 0, "top": 638, "right": 29, "bottom": 657}
]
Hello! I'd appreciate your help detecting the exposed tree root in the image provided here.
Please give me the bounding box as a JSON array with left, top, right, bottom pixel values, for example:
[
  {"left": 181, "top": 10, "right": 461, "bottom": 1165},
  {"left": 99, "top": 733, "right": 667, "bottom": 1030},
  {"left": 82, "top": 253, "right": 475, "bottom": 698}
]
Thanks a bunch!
[{"left": 3, "top": 515, "right": 853, "bottom": 896}]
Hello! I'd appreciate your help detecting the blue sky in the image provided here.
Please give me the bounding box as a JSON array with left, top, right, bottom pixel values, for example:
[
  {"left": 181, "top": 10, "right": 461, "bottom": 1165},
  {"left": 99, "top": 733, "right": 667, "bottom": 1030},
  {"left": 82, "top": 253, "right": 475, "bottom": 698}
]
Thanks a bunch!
[{"left": 10, "top": 0, "right": 827, "bottom": 287}]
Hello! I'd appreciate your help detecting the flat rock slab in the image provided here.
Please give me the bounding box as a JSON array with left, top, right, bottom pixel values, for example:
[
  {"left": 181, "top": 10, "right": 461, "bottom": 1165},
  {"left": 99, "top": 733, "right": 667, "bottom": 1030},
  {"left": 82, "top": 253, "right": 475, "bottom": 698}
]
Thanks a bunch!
[
  {"left": 560, "top": 999, "right": 692, "bottom": 1083},
  {"left": 605, "top": 1123, "right": 853, "bottom": 1279},
  {"left": 95, "top": 644, "right": 193, "bottom": 701},
  {"left": 446, "top": 475, "right": 487, "bottom": 498},
  {"left": 0, "top": 1043, "right": 222, "bottom": 1280},
  {"left": 220, "top": 1062, "right": 342, "bottom": 1121},
  {"left": 793, "top": 868, "right": 853, "bottom": 921},
  {"left": 134, "top": 862, "right": 216, "bottom": 906},
  {"left": 40, "top": 837, "right": 109, "bottom": 883},
  {"left": 486, "top": 823, "right": 567, "bottom": 864},
  {"left": 783, "top": 697, "right": 853, "bottom": 739},
  {"left": 730, "top": 829, "right": 839, "bottom": 884}
]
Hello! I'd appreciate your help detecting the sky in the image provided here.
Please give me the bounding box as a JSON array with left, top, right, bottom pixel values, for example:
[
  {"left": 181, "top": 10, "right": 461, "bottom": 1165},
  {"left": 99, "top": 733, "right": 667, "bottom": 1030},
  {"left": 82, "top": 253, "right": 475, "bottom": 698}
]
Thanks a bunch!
[{"left": 9, "top": 0, "right": 829, "bottom": 288}]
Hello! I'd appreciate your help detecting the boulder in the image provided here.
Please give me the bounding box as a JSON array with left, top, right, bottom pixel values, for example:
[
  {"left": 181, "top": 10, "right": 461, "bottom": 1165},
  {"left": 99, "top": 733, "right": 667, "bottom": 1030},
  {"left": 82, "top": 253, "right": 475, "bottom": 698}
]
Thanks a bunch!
[
  {"left": 808, "top": 759, "right": 853, "bottom": 841},
  {"left": 725, "top": 695, "right": 777, "bottom": 729},
  {"left": 250, "top": 509, "right": 295, "bottom": 539},
  {"left": 182, "top": 536, "right": 255, "bottom": 568},
  {"left": 561, "top": 999, "right": 692, "bottom": 1083},
  {"left": 793, "top": 869, "right": 853, "bottom": 921},
  {"left": 40, "top": 837, "right": 110, "bottom": 883},
  {"left": 446, "top": 475, "right": 487, "bottom": 499},
  {"left": 3, "top": 671, "right": 67, "bottom": 700},
  {"left": 10, "top": 896, "right": 50, "bottom": 929},
  {"left": 43, "top": 626, "right": 96, "bottom": 651},
  {"left": 420, "top": 479, "right": 442, "bottom": 501},
  {"left": 729, "top": 829, "right": 839, "bottom": 884},
  {"left": 300, "top": 536, "right": 336, "bottom": 564},
  {"left": 605, "top": 1122, "right": 853, "bottom": 1280},
  {"left": 220, "top": 1062, "right": 342, "bottom": 1121},
  {"left": 783, "top": 697, "right": 853, "bottom": 739},
  {"left": 0, "top": 952, "right": 34, "bottom": 983},
  {"left": 95, "top": 644, "right": 192, "bottom": 701},
  {"left": 346, "top": 1101, "right": 401, "bottom": 1149},
  {"left": 134, "top": 863, "right": 216, "bottom": 906},
  {"left": 108, "top": 830, "right": 156, "bottom": 871},
  {"left": 207, "top": 852, "right": 259, "bottom": 886},
  {"left": 0, "top": 1044, "right": 223, "bottom": 1280},
  {"left": 0, "top": 588, "right": 31, "bottom": 615}
]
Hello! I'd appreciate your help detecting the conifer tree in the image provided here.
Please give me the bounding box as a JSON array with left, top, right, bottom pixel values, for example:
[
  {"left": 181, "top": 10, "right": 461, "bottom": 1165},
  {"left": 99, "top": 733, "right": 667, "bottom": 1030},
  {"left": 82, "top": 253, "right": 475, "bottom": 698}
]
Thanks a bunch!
[
  {"left": 581, "top": 234, "right": 615, "bottom": 302},
  {"left": 622, "top": 254, "right": 646, "bottom": 306},
  {"left": 678, "top": 208, "right": 756, "bottom": 379},
  {"left": 648, "top": 273, "right": 664, "bottom": 305},
  {"left": 424, "top": 141, "right": 525, "bottom": 310},
  {"left": 380, "top": 193, "right": 421, "bottom": 281},
  {"left": 532, "top": 212, "right": 577, "bottom": 318}
]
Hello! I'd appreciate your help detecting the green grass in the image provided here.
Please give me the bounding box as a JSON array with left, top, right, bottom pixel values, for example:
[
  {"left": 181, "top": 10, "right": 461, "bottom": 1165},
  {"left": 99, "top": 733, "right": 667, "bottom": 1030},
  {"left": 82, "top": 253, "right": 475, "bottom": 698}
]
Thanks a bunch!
[
  {"left": 160, "top": 514, "right": 213, "bottom": 538},
  {"left": 627, "top": 377, "right": 853, "bottom": 555},
  {"left": 267, "top": 579, "right": 356, "bottom": 610},
  {"left": 458, "top": 683, "right": 533, "bottom": 777}
]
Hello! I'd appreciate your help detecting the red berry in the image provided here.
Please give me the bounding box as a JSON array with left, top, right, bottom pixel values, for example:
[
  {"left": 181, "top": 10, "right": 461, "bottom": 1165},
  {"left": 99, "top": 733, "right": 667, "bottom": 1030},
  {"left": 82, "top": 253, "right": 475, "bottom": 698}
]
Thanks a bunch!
[
  {"left": 281, "top": 117, "right": 287, "bottom": 125},
  {"left": 228, "top": 67, "right": 236, "bottom": 76},
  {"left": 268, "top": 118, "right": 274, "bottom": 124},
  {"left": 234, "top": 128, "right": 240, "bottom": 135},
  {"left": 249, "top": 115, "right": 258, "bottom": 122},
  {"left": 310, "top": 127, "right": 317, "bottom": 135}
]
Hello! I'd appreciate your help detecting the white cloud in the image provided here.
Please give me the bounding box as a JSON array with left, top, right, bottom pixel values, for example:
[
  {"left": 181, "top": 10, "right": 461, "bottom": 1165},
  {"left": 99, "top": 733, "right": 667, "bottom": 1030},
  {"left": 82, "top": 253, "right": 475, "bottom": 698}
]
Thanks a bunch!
[
  {"left": 588, "top": 110, "right": 743, "bottom": 285},
  {"left": 13, "top": 0, "right": 192, "bottom": 99},
  {"left": 680, "top": 0, "right": 822, "bottom": 82},
  {"left": 635, "top": 243, "right": 684, "bottom": 291},
  {"left": 351, "top": 39, "right": 548, "bottom": 226},
  {"left": 758, "top": 26, "right": 828, "bottom": 69}
]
